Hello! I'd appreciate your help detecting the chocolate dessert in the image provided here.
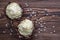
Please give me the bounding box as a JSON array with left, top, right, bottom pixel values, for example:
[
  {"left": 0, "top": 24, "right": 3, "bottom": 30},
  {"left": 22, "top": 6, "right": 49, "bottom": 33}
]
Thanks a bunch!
[{"left": 0, "top": 0, "right": 60, "bottom": 40}]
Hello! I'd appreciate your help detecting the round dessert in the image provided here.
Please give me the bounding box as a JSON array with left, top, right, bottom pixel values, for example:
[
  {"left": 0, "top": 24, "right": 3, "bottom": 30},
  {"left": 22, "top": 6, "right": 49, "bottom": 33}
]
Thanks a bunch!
[
  {"left": 17, "top": 19, "right": 34, "bottom": 37},
  {"left": 6, "top": 2, "right": 23, "bottom": 19}
]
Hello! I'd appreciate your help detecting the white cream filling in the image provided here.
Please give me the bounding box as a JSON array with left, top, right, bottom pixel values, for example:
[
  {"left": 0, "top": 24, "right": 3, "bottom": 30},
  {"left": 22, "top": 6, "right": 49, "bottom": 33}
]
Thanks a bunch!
[
  {"left": 18, "top": 19, "right": 34, "bottom": 37},
  {"left": 6, "top": 2, "right": 22, "bottom": 19}
]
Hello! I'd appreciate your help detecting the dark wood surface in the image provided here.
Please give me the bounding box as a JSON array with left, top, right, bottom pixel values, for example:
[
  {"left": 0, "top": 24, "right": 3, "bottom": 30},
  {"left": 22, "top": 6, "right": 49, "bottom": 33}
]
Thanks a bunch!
[{"left": 0, "top": 0, "right": 60, "bottom": 40}]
